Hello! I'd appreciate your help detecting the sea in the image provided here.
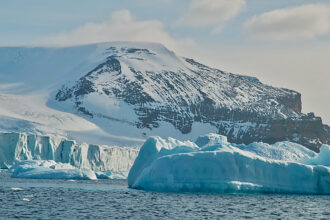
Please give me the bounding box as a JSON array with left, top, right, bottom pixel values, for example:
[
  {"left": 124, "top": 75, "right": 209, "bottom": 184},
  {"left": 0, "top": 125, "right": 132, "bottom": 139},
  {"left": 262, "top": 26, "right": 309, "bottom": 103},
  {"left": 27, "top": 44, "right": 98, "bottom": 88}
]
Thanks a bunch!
[{"left": 0, "top": 170, "right": 329, "bottom": 220}]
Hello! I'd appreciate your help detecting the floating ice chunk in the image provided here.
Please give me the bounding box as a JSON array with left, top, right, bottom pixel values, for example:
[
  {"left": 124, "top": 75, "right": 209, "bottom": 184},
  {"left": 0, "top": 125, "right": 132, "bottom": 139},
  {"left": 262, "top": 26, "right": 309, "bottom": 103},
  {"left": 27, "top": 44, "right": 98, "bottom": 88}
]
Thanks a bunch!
[
  {"left": 300, "top": 145, "right": 330, "bottom": 166},
  {"left": 11, "top": 187, "right": 23, "bottom": 191},
  {"left": 94, "top": 170, "right": 126, "bottom": 179},
  {"left": 95, "top": 170, "right": 113, "bottom": 179},
  {"left": 128, "top": 134, "right": 330, "bottom": 194},
  {"left": 9, "top": 160, "right": 97, "bottom": 180}
]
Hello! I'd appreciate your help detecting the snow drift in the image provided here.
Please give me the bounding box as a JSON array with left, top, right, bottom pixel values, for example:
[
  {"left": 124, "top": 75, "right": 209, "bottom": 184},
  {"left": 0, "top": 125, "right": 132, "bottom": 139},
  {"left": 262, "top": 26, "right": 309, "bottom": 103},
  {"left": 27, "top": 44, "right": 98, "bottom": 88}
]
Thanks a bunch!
[
  {"left": 128, "top": 134, "right": 330, "bottom": 194},
  {"left": 0, "top": 132, "right": 139, "bottom": 178}
]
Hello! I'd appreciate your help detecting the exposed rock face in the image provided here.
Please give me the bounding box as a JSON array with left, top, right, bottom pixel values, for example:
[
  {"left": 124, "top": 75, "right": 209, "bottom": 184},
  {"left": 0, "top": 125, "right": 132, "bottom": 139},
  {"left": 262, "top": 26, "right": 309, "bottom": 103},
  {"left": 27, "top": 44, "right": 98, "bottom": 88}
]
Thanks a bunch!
[
  {"left": 216, "top": 116, "right": 328, "bottom": 152},
  {"left": 55, "top": 43, "right": 329, "bottom": 151},
  {"left": 324, "top": 125, "right": 330, "bottom": 140}
]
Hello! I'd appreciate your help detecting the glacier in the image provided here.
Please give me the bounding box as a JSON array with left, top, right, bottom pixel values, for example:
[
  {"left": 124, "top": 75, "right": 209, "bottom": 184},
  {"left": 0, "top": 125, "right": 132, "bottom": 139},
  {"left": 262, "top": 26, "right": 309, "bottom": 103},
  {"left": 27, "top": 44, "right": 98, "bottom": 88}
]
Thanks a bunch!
[
  {"left": 128, "top": 134, "right": 330, "bottom": 194},
  {"left": 0, "top": 132, "right": 138, "bottom": 179}
]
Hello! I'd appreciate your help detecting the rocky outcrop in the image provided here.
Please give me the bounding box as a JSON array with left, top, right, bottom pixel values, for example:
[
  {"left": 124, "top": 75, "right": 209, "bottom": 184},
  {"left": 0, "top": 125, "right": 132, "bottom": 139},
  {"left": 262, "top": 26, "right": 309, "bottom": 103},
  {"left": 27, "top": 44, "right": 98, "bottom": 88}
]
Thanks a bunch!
[
  {"left": 216, "top": 116, "right": 328, "bottom": 152},
  {"left": 324, "top": 124, "right": 330, "bottom": 140}
]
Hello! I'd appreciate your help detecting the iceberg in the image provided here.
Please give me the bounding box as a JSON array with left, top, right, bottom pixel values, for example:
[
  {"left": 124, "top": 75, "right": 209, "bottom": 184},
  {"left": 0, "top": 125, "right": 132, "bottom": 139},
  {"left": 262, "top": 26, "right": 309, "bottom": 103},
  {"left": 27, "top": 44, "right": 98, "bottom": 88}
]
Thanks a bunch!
[
  {"left": 128, "top": 134, "right": 330, "bottom": 194},
  {"left": 9, "top": 160, "right": 97, "bottom": 180}
]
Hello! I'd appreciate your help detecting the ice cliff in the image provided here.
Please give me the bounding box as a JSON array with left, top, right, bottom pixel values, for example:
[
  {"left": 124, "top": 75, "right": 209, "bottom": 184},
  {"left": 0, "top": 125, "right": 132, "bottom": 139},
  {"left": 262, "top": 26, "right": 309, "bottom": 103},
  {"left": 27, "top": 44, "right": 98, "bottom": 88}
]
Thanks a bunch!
[
  {"left": 0, "top": 132, "right": 139, "bottom": 177},
  {"left": 128, "top": 134, "right": 330, "bottom": 194}
]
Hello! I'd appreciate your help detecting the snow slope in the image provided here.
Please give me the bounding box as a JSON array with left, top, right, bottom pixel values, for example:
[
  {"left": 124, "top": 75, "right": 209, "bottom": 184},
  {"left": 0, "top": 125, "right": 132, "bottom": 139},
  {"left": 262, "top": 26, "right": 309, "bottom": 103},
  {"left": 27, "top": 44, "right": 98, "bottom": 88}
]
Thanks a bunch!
[{"left": 128, "top": 134, "right": 330, "bottom": 194}]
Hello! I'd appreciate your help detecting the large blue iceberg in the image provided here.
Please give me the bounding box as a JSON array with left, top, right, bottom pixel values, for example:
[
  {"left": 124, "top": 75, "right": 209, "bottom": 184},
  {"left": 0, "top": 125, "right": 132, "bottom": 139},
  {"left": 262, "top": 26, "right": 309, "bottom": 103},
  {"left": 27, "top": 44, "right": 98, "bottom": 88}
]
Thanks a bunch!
[{"left": 128, "top": 134, "right": 330, "bottom": 194}]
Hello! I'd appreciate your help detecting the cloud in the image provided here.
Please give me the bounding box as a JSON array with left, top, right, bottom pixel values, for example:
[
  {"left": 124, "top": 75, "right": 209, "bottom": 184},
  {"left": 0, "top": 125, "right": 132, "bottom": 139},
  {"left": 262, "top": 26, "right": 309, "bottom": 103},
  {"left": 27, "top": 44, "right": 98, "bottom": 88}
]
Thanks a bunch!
[
  {"left": 176, "top": 0, "right": 246, "bottom": 33},
  {"left": 42, "top": 10, "right": 194, "bottom": 54},
  {"left": 243, "top": 4, "right": 330, "bottom": 40}
]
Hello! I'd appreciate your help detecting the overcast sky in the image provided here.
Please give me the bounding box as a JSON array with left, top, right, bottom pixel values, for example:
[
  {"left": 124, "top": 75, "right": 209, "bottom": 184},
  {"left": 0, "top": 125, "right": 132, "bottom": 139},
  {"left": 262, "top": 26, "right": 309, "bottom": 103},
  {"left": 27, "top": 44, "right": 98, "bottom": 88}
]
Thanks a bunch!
[{"left": 1, "top": 0, "right": 329, "bottom": 124}]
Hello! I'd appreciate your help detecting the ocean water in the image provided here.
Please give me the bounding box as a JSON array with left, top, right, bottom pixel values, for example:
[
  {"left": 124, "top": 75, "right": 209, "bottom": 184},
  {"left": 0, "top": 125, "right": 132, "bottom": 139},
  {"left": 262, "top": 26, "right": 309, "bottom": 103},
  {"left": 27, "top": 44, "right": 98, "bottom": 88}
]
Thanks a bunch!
[{"left": 0, "top": 170, "right": 329, "bottom": 220}]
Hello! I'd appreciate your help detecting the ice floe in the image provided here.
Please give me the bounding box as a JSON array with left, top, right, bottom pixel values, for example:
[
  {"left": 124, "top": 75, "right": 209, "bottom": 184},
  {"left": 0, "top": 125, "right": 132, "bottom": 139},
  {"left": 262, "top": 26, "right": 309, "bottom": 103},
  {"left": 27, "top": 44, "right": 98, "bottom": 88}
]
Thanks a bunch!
[{"left": 9, "top": 160, "right": 97, "bottom": 180}]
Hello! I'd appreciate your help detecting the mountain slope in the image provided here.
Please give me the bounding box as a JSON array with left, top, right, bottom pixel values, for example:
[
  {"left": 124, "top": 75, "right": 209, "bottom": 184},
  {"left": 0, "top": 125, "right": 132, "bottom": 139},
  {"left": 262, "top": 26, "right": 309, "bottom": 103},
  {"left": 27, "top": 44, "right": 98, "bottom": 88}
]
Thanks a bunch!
[{"left": 0, "top": 42, "right": 328, "bottom": 150}]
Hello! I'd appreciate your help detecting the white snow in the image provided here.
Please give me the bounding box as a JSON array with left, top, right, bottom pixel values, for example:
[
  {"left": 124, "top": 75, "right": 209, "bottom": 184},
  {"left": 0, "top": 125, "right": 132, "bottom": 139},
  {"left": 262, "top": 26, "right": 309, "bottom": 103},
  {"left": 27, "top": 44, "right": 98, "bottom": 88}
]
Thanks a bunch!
[
  {"left": 9, "top": 160, "right": 97, "bottom": 180},
  {"left": 128, "top": 134, "right": 330, "bottom": 194},
  {"left": 0, "top": 92, "right": 105, "bottom": 143}
]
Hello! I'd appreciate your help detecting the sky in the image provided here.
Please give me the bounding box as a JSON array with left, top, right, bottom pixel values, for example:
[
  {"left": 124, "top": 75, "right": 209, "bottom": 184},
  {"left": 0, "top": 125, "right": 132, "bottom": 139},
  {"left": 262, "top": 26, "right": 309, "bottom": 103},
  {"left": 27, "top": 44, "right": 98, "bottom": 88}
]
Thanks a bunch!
[{"left": 0, "top": 0, "right": 329, "bottom": 124}]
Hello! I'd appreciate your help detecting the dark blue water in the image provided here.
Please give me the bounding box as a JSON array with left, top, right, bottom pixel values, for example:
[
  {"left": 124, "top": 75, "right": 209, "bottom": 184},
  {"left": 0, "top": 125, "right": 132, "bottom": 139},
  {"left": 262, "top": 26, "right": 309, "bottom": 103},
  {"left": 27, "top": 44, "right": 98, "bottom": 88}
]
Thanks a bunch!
[{"left": 0, "top": 170, "right": 329, "bottom": 219}]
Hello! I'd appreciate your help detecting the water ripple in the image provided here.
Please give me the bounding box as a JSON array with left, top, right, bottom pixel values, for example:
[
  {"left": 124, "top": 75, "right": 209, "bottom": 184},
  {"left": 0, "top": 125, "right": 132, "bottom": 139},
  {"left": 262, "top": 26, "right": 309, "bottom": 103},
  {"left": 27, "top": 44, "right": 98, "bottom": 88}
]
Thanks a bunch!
[{"left": 0, "top": 172, "right": 329, "bottom": 219}]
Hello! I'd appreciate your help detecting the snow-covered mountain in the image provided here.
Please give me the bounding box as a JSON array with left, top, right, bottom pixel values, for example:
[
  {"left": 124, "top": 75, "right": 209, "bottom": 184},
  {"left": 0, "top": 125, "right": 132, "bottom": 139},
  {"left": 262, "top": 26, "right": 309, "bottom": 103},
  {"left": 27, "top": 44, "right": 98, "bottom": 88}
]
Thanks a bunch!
[{"left": 0, "top": 42, "right": 328, "bottom": 150}]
